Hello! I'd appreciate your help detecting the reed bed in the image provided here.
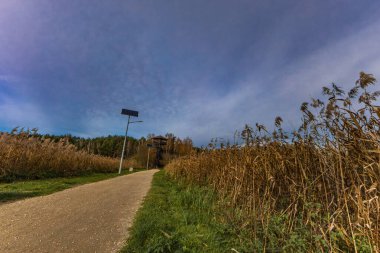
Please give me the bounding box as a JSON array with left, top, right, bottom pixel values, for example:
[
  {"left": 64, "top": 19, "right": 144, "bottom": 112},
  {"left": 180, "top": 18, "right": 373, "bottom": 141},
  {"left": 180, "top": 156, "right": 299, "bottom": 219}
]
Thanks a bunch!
[
  {"left": 167, "top": 72, "right": 380, "bottom": 252},
  {"left": 0, "top": 129, "right": 126, "bottom": 181}
]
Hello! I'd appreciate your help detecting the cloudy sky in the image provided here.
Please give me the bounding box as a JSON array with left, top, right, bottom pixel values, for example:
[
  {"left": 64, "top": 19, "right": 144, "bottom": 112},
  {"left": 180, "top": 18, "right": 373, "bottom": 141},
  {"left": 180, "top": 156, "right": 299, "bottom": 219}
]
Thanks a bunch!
[{"left": 1, "top": 0, "right": 380, "bottom": 145}]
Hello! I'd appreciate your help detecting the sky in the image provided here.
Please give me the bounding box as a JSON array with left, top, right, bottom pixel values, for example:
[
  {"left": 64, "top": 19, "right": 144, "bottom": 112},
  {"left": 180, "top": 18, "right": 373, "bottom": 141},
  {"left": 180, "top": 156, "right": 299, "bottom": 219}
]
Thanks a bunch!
[{"left": 1, "top": 0, "right": 380, "bottom": 146}]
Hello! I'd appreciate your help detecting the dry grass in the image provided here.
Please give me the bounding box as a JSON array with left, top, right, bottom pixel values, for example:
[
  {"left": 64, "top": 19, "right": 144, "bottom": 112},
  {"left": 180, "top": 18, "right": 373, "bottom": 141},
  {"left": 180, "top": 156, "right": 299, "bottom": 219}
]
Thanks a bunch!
[
  {"left": 0, "top": 129, "right": 128, "bottom": 181},
  {"left": 167, "top": 72, "right": 380, "bottom": 252}
]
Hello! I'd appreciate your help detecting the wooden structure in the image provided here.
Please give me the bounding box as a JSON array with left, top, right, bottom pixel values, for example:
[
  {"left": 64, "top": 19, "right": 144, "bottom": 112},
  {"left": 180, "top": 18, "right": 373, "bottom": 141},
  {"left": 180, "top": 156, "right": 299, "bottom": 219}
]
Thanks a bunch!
[{"left": 149, "top": 136, "right": 168, "bottom": 167}]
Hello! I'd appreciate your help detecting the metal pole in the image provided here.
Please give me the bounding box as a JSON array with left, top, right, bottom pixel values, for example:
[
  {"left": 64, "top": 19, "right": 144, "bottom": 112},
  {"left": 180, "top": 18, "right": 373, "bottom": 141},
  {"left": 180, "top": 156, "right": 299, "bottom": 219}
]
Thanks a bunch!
[
  {"left": 119, "top": 115, "right": 130, "bottom": 174},
  {"left": 146, "top": 147, "right": 150, "bottom": 170},
  {"left": 126, "top": 140, "right": 130, "bottom": 158}
]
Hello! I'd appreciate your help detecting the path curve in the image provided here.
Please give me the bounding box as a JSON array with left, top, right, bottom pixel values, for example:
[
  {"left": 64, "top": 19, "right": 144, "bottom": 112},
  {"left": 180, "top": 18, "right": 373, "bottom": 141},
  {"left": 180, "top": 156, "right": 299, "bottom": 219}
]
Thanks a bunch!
[{"left": 0, "top": 169, "right": 159, "bottom": 253}]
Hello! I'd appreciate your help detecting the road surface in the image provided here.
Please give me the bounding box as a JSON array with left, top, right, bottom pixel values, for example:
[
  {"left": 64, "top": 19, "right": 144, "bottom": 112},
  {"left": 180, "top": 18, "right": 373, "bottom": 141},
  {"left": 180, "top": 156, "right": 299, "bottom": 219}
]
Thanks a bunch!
[{"left": 0, "top": 169, "right": 159, "bottom": 253}]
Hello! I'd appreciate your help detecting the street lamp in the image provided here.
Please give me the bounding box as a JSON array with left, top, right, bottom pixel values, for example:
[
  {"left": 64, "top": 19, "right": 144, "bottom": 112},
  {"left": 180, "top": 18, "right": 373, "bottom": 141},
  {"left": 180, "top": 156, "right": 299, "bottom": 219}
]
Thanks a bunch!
[
  {"left": 146, "top": 143, "right": 152, "bottom": 170},
  {"left": 119, "top": 108, "right": 142, "bottom": 174}
]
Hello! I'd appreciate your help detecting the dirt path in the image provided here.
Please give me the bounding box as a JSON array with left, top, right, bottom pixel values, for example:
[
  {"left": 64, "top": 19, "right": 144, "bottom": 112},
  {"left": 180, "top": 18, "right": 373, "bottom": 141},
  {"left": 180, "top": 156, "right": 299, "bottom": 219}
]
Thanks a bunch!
[{"left": 0, "top": 169, "right": 159, "bottom": 253}]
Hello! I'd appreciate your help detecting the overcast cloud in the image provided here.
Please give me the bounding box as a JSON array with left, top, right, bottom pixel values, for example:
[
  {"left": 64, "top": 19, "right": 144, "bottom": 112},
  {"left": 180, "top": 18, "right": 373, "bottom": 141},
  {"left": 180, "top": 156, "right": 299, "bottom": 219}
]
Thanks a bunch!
[{"left": 1, "top": 0, "right": 380, "bottom": 145}]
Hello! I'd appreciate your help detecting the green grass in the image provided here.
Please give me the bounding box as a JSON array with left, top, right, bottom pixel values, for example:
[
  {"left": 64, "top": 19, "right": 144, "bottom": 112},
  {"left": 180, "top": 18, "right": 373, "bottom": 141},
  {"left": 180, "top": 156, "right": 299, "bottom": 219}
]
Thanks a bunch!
[
  {"left": 122, "top": 170, "right": 373, "bottom": 253},
  {"left": 0, "top": 168, "right": 145, "bottom": 204},
  {"left": 122, "top": 170, "right": 254, "bottom": 253}
]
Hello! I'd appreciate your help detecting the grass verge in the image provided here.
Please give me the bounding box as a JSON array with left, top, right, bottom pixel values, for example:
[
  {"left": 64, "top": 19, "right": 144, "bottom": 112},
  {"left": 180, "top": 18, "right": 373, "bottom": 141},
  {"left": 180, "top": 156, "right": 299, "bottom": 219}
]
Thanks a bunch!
[
  {"left": 0, "top": 168, "right": 145, "bottom": 204},
  {"left": 122, "top": 170, "right": 254, "bottom": 253}
]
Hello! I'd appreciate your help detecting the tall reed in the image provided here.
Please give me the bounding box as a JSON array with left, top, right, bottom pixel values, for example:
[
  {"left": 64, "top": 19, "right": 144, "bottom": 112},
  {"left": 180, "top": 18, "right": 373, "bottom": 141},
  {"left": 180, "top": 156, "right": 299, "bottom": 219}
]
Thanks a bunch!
[
  {"left": 0, "top": 128, "right": 127, "bottom": 181},
  {"left": 167, "top": 72, "right": 380, "bottom": 252}
]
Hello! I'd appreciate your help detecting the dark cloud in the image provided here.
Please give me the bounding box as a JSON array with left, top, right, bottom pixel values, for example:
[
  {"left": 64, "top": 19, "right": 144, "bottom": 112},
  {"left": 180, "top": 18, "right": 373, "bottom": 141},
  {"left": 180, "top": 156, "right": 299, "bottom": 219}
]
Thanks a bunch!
[{"left": 1, "top": 0, "right": 380, "bottom": 145}]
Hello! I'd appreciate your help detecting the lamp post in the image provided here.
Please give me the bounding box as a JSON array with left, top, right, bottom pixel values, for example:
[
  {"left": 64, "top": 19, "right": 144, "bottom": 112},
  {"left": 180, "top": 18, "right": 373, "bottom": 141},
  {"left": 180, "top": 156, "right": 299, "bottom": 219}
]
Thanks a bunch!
[
  {"left": 146, "top": 143, "right": 152, "bottom": 170},
  {"left": 119, "top": 109, "right": 142, "bottom": 174}
]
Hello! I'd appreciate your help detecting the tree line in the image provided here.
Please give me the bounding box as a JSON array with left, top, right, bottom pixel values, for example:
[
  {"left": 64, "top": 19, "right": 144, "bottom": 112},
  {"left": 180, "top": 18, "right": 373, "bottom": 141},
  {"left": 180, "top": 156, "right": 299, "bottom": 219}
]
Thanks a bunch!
[{"left": 41, "top": 132, "right": 193, "bottom": 166}]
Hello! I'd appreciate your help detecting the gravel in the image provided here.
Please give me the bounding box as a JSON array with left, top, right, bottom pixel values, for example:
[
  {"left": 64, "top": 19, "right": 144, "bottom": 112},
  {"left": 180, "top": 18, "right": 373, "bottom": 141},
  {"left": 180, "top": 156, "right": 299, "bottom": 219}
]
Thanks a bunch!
[{"left": 0, "top": 169, "right": 159, "bottom": 253}]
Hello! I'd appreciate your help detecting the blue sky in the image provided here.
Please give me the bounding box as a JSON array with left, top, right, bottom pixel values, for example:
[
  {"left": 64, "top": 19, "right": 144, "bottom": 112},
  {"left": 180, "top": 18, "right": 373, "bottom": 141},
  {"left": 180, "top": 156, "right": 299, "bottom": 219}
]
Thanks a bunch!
[{"left": 1, "top": 0, "right": 380, "bottom": 145}]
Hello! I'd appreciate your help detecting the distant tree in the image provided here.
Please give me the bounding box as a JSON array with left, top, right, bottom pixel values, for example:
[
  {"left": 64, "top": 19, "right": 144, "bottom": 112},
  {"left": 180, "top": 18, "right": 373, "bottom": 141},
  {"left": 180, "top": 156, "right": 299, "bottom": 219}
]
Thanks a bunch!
[{"left": 34, "top": 131, "right": 193, "bottom": 167}]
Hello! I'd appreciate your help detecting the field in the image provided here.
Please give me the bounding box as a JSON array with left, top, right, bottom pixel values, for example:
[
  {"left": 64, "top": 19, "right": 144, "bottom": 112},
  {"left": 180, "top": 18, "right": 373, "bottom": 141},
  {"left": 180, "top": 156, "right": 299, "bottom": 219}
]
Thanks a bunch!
[
  {"left": 0, "top": 129, "right": 150, "bottom": 203},
  {"left": 166, "top": 73, "right": 380, "bottom": 252},
  {"left": 0, "top": 129, "right": 132, "bottom": 181}
]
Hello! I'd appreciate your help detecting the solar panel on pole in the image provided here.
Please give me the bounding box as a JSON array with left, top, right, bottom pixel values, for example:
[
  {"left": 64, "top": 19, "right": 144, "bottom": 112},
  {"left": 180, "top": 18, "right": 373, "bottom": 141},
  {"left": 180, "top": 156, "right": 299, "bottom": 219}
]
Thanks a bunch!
[{"left": 119, "top": 108, "right": 140, "bottom": 174}]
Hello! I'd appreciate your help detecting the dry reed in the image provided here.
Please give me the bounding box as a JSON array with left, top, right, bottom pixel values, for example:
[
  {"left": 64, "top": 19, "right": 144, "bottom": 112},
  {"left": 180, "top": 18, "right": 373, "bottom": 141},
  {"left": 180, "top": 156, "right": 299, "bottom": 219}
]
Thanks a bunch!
[
  {"left": 167, "top": 72, "right": 380, "bottom": 252},
  {"left": 0, "top": 128, "right": 127, "bottom": 181}
]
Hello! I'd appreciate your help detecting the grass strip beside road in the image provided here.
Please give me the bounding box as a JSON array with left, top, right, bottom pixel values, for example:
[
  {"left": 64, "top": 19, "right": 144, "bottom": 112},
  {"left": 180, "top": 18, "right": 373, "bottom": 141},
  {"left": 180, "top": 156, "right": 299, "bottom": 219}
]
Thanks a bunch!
[
  {"left": 0, "top": 168, "right": 145, "bottom": 204},
  {"left": 124, "top": 170, "right": 373, "bottom": 252},
  {"left": 122, "top": 170, "right": 253, "bottom": 253}
]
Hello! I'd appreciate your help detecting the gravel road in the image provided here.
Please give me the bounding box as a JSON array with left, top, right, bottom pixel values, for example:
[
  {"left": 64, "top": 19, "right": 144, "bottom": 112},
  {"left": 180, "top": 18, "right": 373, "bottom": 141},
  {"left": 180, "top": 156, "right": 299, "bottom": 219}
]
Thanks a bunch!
[{"left": 0, "top": 169, "right": 159, "bottom": 253}]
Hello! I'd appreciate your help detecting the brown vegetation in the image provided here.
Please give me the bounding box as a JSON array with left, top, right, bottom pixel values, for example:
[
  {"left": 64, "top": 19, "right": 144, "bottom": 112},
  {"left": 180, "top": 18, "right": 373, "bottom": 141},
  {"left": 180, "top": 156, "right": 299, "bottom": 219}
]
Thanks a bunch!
[
  {"left": 39, "top": 133, "right": 193, "bottom": 168},
  {"left": 167, "top": 72, "right": 380, "bottom": 252},
  {"left": 0, "top": 129, "right": 126, "bottom": 181}
]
